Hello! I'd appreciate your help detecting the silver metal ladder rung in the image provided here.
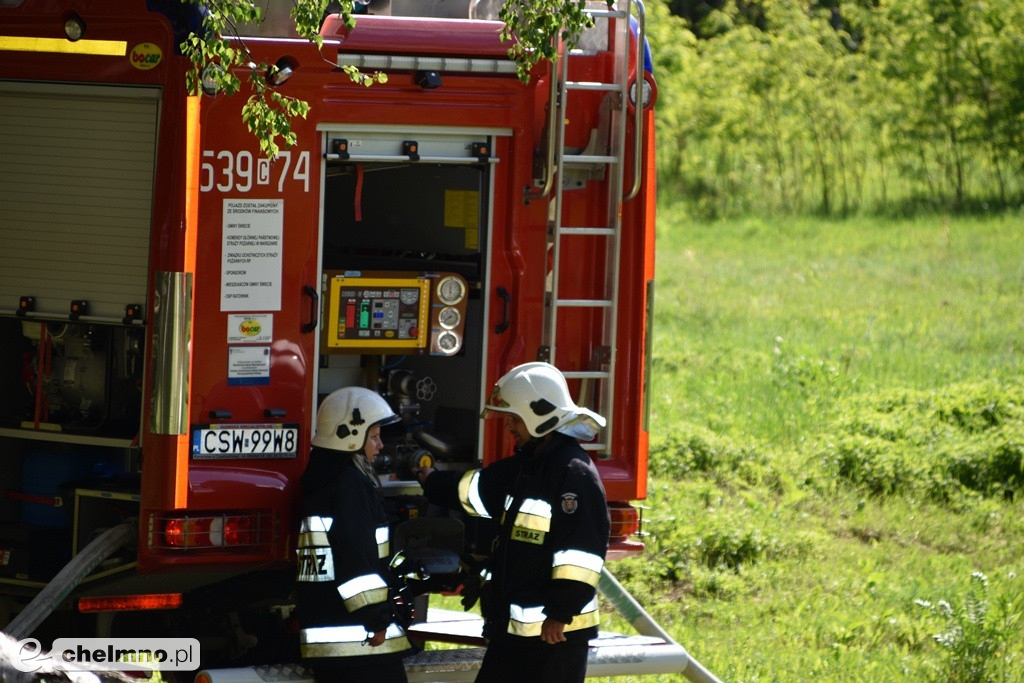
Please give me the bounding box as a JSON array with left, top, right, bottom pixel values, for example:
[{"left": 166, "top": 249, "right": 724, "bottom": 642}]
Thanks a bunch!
[
  {"left": 566, "top": 81, "right": 621, "bottom": 92},
  {"left": 555, "top": 298, "right": 613, "bottom": 308},
  {"left": 562, "top": 370, "right": 610, "bottom": 380},
  {"left": 581, "top": 442, "right": 608, "bottom": 452},
  {"left": 561, "top": 154, "right": 618, "bottom": 165},
  {"left": 560, "top": 227, "right": 616, "bottom": 236},
  {"left": 586, "top": 8, "right": 629, "bottom": 19}
]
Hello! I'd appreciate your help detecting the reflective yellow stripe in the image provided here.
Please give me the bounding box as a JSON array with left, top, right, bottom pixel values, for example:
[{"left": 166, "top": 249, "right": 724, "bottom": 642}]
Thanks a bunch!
[
  {"left": 519, "top": 498, "right": 552, "bottom": 517},
  {"left": 300, "top": 623, "right": 410, "bottom": 657},
  {"left": 376, "top": 525, "right": 390, "bottom": 559},
  {"left": 513, "top": 512, "right": 550, "bottom": 532},
  {"left": 551, "top": 549, "right": 604, "bottom": 587},
  {"left": 513, "top": 498, "right": 551, "bottom": 531},
  {"left": 298, "top": 531, "right": 330, "bottom": 548},
  {"left": 300, "top": 516, "right": 333, "bottom": 533},
  {"left": 0, "top": 36, "right": 127, "bottom": 56},
  {"left": 506, "top": 597, "right": 600, "bottom": 637},
  {"left": 551, "top": 564, "right": 600, "bottom": 586},
  {"left": 457, "top": 470, "right": 491, "bottom": 518},
  {"left": 341, "top": 587, "right": 389, "bottom": 612},
  {"left": 337, "top": 574, "right": 389, "bottom": 612}
]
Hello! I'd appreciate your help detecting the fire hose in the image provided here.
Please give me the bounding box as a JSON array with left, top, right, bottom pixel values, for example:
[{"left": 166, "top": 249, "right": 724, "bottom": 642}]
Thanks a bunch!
[
  {"left": 3, "top": 519, "right": 138, "bottom": 640},
  {"left": 598, "top": 568, "right": 722, "bottom": 683}
]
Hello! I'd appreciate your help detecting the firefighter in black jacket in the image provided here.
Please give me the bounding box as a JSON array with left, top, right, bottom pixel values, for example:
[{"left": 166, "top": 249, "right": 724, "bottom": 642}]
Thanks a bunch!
[
  {"left": 415, "top": 362, "right": 610, "bottom": 683},
  {"left": 296, "top": 386, "right": 410, "bottom": 682}
]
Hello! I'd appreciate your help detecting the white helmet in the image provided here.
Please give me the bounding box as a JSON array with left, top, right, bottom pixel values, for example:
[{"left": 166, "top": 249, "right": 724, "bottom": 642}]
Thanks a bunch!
[
  {"left": 312, "top": 387, "right": 400, "bottom": 452},
  {"left": 482, "top": 362, "right": 606, "bottom": 438}
]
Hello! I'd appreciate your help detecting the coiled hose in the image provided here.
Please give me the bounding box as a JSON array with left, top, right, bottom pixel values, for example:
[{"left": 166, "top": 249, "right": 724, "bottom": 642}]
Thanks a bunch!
[{"left": 3, "top": 519, "right": 138, "bottom": 640}]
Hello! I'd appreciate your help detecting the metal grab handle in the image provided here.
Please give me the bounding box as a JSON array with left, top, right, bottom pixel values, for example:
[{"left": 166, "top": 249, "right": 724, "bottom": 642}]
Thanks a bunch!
[
  {"left": 494, "top": 286, "right": 511, "bottom": 334},
  {"left": 301, "top": 284, "right": 319, "bottom": 334}
]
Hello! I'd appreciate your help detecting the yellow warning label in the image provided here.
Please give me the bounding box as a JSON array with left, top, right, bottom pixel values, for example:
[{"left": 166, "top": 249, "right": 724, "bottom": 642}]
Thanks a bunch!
[{"left": 444, "top": 190, "right": 480, "bottom": 250}]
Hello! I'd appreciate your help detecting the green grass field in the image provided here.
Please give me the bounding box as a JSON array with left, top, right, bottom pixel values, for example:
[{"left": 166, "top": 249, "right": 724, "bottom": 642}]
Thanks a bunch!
[{"left": 597, "top": 207, "right": 1024, "bottom": 681}]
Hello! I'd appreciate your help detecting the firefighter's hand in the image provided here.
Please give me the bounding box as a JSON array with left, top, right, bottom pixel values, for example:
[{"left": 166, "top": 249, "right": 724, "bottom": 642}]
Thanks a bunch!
[
  {"left": 540, "top": 618, "right": 567, "bottom": 644},
  {"left": 412, "top": 466, "right": 435, "bottom": 485},
  {"left": 367, "top": 629, "right": 386, "bottom": 647},
  {"left": 458, "top": 574, "right": 481, "bottom": 611}
]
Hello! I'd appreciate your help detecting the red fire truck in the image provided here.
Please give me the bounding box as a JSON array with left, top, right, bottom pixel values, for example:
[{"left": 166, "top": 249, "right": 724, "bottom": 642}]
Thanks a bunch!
[{"left": 0, "top": 1, "right": 715, "bottom": 680}]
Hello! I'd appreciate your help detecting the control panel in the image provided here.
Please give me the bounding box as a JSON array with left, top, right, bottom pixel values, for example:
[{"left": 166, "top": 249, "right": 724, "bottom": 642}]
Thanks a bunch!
[{"left": 322, "top": 271, "right": 468, "bottom": 355}]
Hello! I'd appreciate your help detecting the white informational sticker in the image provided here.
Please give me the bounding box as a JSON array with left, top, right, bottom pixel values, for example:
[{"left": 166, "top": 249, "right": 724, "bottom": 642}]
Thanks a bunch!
[
  {"left": 228, "top": 346, "right": 271, "bottom": 386},
  {"left": 221, "top": 199, "right": 284, "bottom": 312},
  {"left": 227, "top": 313, "right": 273, "bottom": 344}
]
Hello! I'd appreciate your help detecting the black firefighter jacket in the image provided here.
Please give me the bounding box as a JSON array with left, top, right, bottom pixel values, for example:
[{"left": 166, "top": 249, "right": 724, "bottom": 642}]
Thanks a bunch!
[
  {"left": 422, "top": 432, "right": 611, "bottom": 642},
  {"left": 295, "top": 448, "right": 410, "bottom": 665}
]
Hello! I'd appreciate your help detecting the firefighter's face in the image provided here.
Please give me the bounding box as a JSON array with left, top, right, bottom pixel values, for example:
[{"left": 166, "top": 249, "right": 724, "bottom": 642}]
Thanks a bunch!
[
  {"left": 505, "top": 414, "right": 532, "bottom": 447},
  {"left": 364, "top": 425, "right": 383, "bottom": 462}
]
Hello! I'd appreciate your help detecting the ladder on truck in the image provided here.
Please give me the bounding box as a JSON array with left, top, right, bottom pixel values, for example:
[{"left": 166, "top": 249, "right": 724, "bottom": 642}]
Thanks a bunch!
[{"left": 531, "top": 0, "right": 647, "bottom": 454}]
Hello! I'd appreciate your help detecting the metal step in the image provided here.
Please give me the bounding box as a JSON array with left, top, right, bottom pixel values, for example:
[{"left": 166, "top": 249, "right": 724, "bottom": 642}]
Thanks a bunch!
[
  {"left": 560, "top": 226, "right": 617, "bottom": 236},
  {"left": 566, "top": 81, "right": 621, "bottom": 92},
  {"left": 562, "top": 370, "right": 610, "bottom": 380},
  {"left": 561, "top": 153, "right": 618, "bottom": 165},
  {"left": 192, "top": 639, "right": 697, "bottom": 683},
  {"left": 554, "top": 298, "right": 613, "bottom": 308},
  {"left": 192, "top": 635, "right": 696, "bottom": 683},
  {"left": 194, "top": 563, "right": 724, "bottom": 682},
  {"left": 586, "top": 8, "right": 629, "bottom": 19}
]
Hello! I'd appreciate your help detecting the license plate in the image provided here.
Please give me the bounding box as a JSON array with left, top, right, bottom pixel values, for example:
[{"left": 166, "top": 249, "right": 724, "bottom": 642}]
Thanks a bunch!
[{"left": 191, "top": 424, "right": 300, "bottom": 459}]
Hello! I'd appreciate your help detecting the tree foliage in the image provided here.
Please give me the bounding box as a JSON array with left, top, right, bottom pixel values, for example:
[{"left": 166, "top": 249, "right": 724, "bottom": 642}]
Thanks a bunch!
[
  {"left": 646, "top": 0, "right": 1024, "bottom": 217},
  {"left": 499, "top": 0, "right": 612, "bottom": 82},
  {"left": 182, "top": 0, "right": 606, "bottom": 157}
]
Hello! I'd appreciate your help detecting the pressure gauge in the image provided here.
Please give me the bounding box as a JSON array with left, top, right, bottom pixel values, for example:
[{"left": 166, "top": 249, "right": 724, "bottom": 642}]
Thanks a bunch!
[
  {"left": 437, "top": 331, "right": 459, "bottom": 353},
  {"left": 436, "top": 276, "right": 466, "bottom": 306},
  {"left": 399, "top": 288, "right": 419, "bottom": 305},
  {"left": 438, "top": 307, "right": 460, "bottom": 330}
]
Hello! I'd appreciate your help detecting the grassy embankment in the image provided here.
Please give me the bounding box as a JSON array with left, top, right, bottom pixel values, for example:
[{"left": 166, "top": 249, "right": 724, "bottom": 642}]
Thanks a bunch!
[{"left": 598, "top": 206, "right": 1024, "bottom": 682}]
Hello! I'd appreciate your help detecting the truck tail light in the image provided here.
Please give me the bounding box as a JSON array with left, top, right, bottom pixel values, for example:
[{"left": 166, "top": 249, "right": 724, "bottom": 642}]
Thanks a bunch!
[
  {"left": 224, "top": 516, "right": 253, "bottom": 545},
  {"left": 608, "top": 502, "right": 641, "bottom": 539},
  {"left": 151, "top": 511, "right": 271, "bottom": 551},
  {"left": 79, "top": 593, "right": 182, "bottom": 613},
  {"left": 163, "top": 517, "right": 213, "bottom": 547}
]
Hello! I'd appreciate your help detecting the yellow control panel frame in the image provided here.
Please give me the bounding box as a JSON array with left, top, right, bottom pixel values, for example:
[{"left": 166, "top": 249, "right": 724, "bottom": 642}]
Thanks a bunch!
[{"left": 324, "top": 275, "right": 431, "bottom": 351}]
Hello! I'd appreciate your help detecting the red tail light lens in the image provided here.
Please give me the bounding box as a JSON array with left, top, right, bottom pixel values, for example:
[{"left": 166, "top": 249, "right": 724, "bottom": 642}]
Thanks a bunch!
[
  {"left": 224, "top": 516, "right": 254, "bottom": 545},
  {"left": 163, "top": 518, "right": 186, "bottom": 547},
  {"left": 163, "top": 517, "right": 213, "bottom": 547},
  {"left": 608, "top": 503, "right": 640, "bottom": 539},
  {"left": 79, "top": 593, "right": 183, "bottom": 612},
  {"left": 153, "top": 511, "right": 269, "bottom": 551}
]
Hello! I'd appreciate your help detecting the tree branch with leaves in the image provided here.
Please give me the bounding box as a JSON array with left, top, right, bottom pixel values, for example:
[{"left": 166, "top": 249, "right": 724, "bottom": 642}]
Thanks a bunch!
[{"left": 181, "top": 0, "right": 608, "bottom": 157}]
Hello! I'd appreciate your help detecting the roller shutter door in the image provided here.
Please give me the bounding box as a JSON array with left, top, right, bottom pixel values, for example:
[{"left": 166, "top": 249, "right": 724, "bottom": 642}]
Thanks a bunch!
[{"left": 0, "top": 81, "right": 159, "bottom": 321}]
